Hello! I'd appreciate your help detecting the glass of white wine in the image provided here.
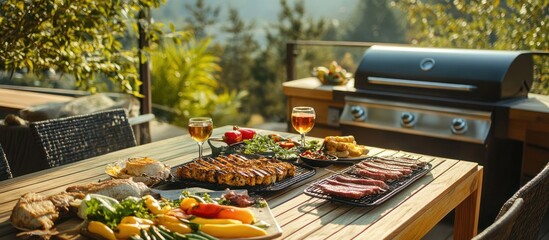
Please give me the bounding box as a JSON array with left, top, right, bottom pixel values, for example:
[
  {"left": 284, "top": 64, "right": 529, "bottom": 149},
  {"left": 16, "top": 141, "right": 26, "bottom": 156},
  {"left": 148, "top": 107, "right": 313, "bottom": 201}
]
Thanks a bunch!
[
  {"left": 188, "top": 117, "right": 213, "bottom": 159},
  {"left": 291, "top": 106, "right": 316, "bottom": 147}
]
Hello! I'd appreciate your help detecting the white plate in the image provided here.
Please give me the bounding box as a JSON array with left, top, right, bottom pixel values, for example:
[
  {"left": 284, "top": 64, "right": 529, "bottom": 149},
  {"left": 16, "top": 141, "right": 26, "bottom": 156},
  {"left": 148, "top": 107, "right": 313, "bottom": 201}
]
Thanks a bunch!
[{"left": 154, "top": 188, "right": 283, "bottom": 240}]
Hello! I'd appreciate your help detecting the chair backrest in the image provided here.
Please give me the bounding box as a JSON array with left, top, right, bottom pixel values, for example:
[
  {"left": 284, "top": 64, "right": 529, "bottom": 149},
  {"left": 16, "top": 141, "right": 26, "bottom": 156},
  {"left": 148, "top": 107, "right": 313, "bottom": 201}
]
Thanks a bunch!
[
  {"left": 29, "top": 108, "right": 137, "bottom": 167},
  {"left": 472, "top": 198, "right": 524, "bottom": 240},
  {"left": 497, "top": 162, "right": 549, "bottom": 240},
  {"left": 0, "top": 144, "right": 13, "bottom": 181}
]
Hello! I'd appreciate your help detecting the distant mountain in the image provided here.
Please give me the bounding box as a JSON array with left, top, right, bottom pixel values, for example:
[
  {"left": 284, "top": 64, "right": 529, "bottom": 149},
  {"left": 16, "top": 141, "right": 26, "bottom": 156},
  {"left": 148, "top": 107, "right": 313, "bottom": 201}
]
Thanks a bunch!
[{"left": 152, "top": 0, "right": 360, "bottom": 46}]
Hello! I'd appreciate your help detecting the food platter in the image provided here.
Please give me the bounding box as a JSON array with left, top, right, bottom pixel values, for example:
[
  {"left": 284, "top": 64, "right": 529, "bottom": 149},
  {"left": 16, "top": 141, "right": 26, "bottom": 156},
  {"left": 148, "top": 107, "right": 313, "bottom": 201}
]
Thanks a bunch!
[
  {"left": 304, "top": 157, "right": 431, "bottom": 206},
  {"left": 156, "top": 188, "right": 283, "bottom": 240}
]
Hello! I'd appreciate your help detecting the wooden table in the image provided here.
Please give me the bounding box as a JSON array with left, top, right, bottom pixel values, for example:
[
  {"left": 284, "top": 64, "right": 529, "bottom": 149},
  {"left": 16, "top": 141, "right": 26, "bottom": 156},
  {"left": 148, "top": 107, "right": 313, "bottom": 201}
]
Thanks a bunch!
[{"left": 0, "top": 126, "right": 483, "bottom": 240}]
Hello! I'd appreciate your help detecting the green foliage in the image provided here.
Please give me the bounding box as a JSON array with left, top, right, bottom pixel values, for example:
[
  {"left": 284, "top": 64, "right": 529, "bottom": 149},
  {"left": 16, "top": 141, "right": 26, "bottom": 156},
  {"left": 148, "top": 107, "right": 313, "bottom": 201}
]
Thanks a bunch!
[
  {"left": 257, "top": 0, "right": 329, "bottom": 121},
  {"left": 0, "top": 0, "right": 165, "bottom": 95},
  {"left": 183, "top": 0, "right": 220, "bottom": 40},
  {"left": 393, "top": 0, "right": 548, "bottom": 94},
  {"left": 218, "top": 8, "right": 258, "bottom": 121},
  {"left": 150, "top": 39, "right": 246, "bottom": 127},
  {"left": 343, "top": 0, "right": 406, "bottom": 43}
]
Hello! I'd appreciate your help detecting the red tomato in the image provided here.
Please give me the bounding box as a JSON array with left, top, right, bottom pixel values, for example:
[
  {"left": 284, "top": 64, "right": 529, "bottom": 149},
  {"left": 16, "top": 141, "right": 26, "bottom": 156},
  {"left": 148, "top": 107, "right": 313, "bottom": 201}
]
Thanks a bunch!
[
  {"left": 233, "top": 126, "right": 256, "bottom": 140},
  {"left": 223, "top": 130, "right": 243, "bottom": 145}
]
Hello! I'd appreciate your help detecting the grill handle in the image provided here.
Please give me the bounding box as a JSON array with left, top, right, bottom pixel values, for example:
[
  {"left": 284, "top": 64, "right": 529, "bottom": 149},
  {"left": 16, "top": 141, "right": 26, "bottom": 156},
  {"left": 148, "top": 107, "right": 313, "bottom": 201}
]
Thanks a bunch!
[{"left": 368, "top": 77, "right": 477, "bottom": 92}]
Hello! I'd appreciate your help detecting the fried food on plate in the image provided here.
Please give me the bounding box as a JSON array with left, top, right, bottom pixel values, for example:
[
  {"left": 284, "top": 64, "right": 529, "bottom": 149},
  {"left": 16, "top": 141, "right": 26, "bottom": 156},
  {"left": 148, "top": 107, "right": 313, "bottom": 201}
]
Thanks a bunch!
[{"left": 324, "top": 135, "right": 368, "bottom": 158}]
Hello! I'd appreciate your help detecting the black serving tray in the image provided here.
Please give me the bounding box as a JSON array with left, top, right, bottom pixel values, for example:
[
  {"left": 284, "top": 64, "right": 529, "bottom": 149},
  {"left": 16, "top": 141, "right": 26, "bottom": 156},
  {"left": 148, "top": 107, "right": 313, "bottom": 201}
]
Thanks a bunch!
[
  {"left": 166, "top": 155, "right": 316, "bottom": 192},
  {"left": 303, "top": 157, "right": 431, "bottom": 206}
]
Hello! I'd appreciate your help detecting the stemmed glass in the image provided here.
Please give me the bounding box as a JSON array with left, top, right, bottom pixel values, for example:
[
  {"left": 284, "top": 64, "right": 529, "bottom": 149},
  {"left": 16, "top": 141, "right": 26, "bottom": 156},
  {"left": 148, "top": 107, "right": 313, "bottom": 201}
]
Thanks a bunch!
[
  {"left": 291, "top": 106, "right": 316, "bottom": 147},
  {"left": 188, "top": 117, "right": 213, "bottom": 160}
]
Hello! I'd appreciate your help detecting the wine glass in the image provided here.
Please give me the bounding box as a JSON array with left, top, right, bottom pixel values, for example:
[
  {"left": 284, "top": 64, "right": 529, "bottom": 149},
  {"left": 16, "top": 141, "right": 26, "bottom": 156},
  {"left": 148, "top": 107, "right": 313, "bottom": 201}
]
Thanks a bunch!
[
  {"left": 188, "top": 117, "right": 213, "bottom": 159},
  {"left": 291, "top": 106, "right": 316, "bottom": 147}
]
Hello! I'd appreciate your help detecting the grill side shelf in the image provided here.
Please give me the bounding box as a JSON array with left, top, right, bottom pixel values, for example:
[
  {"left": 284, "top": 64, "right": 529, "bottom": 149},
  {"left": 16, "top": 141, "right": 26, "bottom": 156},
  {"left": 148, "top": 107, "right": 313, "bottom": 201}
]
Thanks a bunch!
[{"left": 304, "top": 158, "right": 432, "bottom": 206}]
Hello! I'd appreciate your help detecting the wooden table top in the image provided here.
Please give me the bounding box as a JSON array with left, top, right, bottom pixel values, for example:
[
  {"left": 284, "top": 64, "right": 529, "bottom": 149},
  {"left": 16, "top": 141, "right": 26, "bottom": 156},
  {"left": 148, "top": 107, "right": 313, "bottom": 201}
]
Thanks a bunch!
[
  {"left": 0, "top": 88, "right": 73, "bottom": 111},
  {"left": 0, "top": 125, "right": 483, "bottom": 240}
]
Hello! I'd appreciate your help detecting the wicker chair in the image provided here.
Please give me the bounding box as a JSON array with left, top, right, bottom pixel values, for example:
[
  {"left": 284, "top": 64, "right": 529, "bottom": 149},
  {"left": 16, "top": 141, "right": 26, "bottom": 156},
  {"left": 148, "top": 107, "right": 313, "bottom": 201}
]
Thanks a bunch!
[
  {"left": 475, "top": 162, "right": 549, "bottom": 240},
  {"left": 0, "top": 144, "right": 13, "bottom": 181},
  {"left": 29, "top": 108, "right": 137, "bottom": 167},
  {"left": 499, "top": 162, "right": 549, "bottom": 240},
  {"left": 472, "top": 198, "right": 524, "bottom": 240}
]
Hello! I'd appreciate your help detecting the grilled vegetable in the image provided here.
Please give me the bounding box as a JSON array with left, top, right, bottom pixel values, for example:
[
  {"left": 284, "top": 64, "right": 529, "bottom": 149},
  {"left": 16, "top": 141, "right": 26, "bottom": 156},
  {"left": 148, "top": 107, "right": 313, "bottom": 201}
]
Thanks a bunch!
[
  {"left": 187, "top": 203, "right": 255, "bottom": 224},
  {"left": 88, "top": 221, "right": 116, "bottom": 240},
  {"left": 216, "top": 207, "right": 254, "bottom": 224},
  {"left": 120, "top": 216, "right": 155, "bottom": 225},
  {"left": 116, "top": 223, "right": 150, "bottom": 239},
  {"left": 187, "top": 203, "right": 222, "bottom": 218},
  {"left": 160, "top": 222, "right": 192, "bottom": 234},
  {"left": 200, "top": 224, "right": 267, "bottom": 238},
  {"left": 143, "top": 195, "right": 171, "bottom": 215},
  {"left": 189, "top": 216, "right": 242, "bottom": 225}
]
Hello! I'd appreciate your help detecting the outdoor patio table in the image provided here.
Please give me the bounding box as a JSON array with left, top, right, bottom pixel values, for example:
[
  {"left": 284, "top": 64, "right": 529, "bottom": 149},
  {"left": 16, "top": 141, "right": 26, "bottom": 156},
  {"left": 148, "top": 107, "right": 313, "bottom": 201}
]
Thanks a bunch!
[{"left": 0, "top": 125, "right": 483, "bottom": 240}]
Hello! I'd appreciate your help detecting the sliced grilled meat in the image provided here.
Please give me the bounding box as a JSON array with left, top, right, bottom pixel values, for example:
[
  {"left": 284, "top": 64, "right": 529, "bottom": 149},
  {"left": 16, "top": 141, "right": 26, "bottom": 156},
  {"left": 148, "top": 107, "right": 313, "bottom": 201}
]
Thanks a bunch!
[
  {"left": 334, "top": 175, "right": 389, "bottom": 190},
  {"left": 324, "top": 179, "right": 385, "bottom": 194},
  {"left": 360, "top": 161, "right": 413, "bottom": 175},
  {"left": 176, "top": 154, "right": 296, "bottom": 187},
  {"left": 317, "top": 183, "right": 371, "bottom": 199}
]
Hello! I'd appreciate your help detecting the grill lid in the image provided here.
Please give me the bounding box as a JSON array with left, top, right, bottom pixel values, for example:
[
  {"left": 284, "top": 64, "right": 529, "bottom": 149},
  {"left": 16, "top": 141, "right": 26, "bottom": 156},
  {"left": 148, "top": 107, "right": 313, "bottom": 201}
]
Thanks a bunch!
[{"left": 354, "top": 45, "right": 533, "bottom": 102}]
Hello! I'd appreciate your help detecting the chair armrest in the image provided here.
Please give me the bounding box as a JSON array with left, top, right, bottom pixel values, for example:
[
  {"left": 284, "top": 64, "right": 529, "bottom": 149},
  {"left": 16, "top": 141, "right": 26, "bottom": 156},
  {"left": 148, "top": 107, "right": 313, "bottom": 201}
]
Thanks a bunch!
[{"left": 129, "top": 113, "right": 155, "bottom": 126}]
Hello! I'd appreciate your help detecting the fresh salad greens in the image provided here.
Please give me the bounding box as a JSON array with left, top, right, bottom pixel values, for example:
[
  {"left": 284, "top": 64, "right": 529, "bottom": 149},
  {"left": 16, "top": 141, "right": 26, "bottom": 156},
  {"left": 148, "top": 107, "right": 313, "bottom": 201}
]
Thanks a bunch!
[
  {"left": 83, "top": 195, "right": 158, "bottom": 229},
  {"left": 242, "top": 134, "right": 321, "bottom": 160}
]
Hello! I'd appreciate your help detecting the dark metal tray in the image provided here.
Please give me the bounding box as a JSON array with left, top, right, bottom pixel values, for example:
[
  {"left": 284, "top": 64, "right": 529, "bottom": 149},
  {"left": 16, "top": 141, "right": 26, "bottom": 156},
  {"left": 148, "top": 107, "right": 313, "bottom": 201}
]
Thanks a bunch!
[
  {"left": 166, "top": 157, "right": 316, "bottom": 192},
  {"left": 303, "top": 157, "right": 431, "bottom": 206}
]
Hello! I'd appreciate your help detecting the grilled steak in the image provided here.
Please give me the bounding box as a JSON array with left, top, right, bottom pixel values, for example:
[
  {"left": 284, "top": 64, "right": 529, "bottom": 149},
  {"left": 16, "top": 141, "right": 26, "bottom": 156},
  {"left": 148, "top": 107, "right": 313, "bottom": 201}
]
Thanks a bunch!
[
  {"left": 360, "top": 161, "right": 413, "bottom": 175},
  {"left": 324, "top": 179, "right": 385, "bottom": 194},
  {"left": 334, "top": 175, "right": 389, "bottom": 190},
  {"left": 317, "top": 183, "right": 371, "bottom": 199},
  {"left": 177, "top": 154, "right": 296, "bottom": 187},
  {"left": 375, "top": 156, "right": 427, "bottom": 168},
  {"left": 355, "top": 163, "right": 403, "bottom": 180}
]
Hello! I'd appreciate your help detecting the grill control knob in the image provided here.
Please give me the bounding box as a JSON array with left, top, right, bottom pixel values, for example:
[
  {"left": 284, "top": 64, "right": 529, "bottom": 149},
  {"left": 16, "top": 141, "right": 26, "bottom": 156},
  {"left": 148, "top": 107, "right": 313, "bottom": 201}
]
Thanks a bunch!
[
  {"left": 451, "top": 118, "right": 468, "bottom": 134},
  {"left": 400, "top": 112, "right": 416, "bottom": 128},
  {"left": 350, "top": 106, "right": 366, "bottom": 121}
]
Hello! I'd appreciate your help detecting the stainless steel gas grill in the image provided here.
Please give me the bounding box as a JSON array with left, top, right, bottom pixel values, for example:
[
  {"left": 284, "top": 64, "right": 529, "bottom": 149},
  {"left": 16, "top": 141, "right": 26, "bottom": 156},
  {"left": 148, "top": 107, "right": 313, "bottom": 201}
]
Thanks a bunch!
[{"left": 335, "top": 45, "right": 534, "bottom": 228}]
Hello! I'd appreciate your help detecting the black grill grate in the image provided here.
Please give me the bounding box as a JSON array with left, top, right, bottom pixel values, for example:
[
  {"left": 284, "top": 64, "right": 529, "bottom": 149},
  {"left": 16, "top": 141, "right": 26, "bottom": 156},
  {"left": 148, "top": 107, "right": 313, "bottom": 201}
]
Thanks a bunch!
[{"left": 304, "top": 157, "right": 431, "bottom": 206}]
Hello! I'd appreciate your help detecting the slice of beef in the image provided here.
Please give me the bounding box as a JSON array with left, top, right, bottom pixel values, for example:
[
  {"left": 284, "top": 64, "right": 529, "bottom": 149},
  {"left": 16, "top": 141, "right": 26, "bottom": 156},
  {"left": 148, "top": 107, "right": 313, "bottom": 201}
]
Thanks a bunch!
[
  {"left": 324, "top": 179, "right": 385, "bottom": 195},
  {"left": 361, "top": 161, "right": 413, "bottom": 175},
  {"left": 334, "top": 175, "right": 389, "bottom": 190},
  {"left": 352, "top": 168, "right": 389, "bottom": 181},
  {"left": 376, "top": 156, "right": 426, "bottom": 168},
  {"left": 355, "top": 163, "right": 403, "bottom": 180},
  {"left": 317, "top": 183, "right": 369, "bottom": 199}
]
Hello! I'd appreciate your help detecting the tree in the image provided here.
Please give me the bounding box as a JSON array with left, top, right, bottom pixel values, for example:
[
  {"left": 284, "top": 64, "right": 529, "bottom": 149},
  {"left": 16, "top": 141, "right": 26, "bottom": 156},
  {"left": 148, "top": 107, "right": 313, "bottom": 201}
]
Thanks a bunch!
[
  {"left": 393, "top": 0, "right": 548, "bottom": 94},
  {"left": 184, "top": 0, "right": 221, "bottom": 40},
  {"left": 219, "top": 8, "right": 261, "bottom": 121},
  {"left": 255, "top": 0, "right": 329, "bottom": 121},
  {"left": 0, "top": 0, "right": 166, "bottom": 95},
  {"left": 343, "top": 0, "right": 406, "bottom": 43}
]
